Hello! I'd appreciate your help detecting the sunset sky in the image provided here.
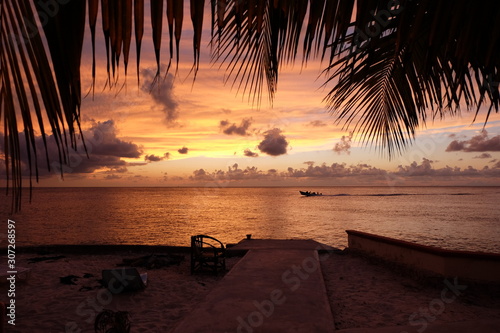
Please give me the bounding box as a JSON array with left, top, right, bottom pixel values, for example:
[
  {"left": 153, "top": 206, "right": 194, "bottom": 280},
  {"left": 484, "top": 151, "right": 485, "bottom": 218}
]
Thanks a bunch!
[{"left": 6, "top": 1, "right": 500, "bottom": 187}]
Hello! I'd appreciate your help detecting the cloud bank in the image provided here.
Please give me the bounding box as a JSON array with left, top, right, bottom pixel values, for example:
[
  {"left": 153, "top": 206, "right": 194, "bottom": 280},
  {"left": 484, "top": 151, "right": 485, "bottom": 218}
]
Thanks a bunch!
[
  {"left": 0, "top": 120, "right": 144, "bottom": 178},
  {"left": 446, "top": 130, "right": 500, "bottom": 152},
  {"left": 185, "top": 158, "right": 500, "bottom": 185}
]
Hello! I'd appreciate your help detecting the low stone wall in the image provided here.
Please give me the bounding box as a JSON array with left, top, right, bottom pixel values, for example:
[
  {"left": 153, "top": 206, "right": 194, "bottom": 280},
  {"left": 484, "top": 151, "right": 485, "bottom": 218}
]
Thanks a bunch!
[{"left": 346, "top": 230, "right": 500, "bottom": 283}]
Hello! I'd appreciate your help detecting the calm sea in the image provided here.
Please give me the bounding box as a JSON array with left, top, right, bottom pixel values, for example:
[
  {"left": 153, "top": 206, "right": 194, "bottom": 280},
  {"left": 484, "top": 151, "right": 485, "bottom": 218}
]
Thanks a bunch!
[{"left": 1, "top": 187, "right": 499, "bottom": 253}]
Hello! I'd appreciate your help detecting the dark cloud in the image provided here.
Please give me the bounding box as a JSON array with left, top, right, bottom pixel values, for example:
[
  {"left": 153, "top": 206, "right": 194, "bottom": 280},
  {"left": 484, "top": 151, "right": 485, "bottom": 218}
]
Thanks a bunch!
[
  {"left": 141, "top": 68, "right": 179, "bottom": 125},
  {"left": 0, "top": 120, "right": 143, "bottom": 178},
  {"left": 446, "top": 140, "right": 465, "bottom": 152},
  {"left": 446, "top": 130, "right": 500, "bottom": 152},
  {"left": 474, "top": 153, "right": 492, "bottom": 159},
  {"left": 144, "top": 152, "right": 171, "bottom": 162},
  {"left": 244, "top": 149, "right": 259, "bottom": 157},
  {"left": 89, "top": 120, "right": 142, "bottom": 158},
  {"left": 308, "top": 120, "right": 327, "bottom": 127},
  {"left": 220, "top": 118, "right": 253, "bottom": 136},
  {"left": 145, "top": 154, "right": 162, "bottom": 162},
  {"left": 333, "top": 132, "right": 353, "bottom": 155},
  {"left": 258, "top": 128, "right": 288, "bottom": 156},
  {"left": 178, "top": 147, "right": 189, "bottom": 154}
]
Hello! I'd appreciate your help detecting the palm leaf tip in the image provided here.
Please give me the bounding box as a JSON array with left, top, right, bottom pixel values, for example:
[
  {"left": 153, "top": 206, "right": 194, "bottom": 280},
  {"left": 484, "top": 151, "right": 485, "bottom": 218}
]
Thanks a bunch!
[{"left": 2, "top": 0, "right": 500, "bottom": 210}]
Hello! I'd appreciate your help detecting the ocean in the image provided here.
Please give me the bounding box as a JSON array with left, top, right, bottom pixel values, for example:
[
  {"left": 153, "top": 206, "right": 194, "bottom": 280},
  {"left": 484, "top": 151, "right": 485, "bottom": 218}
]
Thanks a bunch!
[{"left": 2, "top": 186, "right": 499, "bottom": 253}]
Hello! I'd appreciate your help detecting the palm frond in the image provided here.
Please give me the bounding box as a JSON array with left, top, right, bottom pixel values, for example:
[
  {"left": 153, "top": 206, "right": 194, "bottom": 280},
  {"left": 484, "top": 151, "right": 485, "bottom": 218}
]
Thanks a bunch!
[
  {"left": 150, "top": 0, "right": 163, "bottom": 81},
  {"left": 189, "top": 0, "right": 205, "bottom": 80},
  {"left": 166, "top": 0, "right": 184, "bottom": 75},
  {"left": 1, "top": 0, "right": 500, "bottom": 210},
  {"left": 134, "top": 0, "right": 144, "bottom": 85},
  {"left": 88, "top": 0, "right": 99, "bottom": 97},
  {"left": 321, "top": 0, "right": 500, "bottom": 155},
  {"left": 1, "top": 0, "right": 83, "bottom": 210}
]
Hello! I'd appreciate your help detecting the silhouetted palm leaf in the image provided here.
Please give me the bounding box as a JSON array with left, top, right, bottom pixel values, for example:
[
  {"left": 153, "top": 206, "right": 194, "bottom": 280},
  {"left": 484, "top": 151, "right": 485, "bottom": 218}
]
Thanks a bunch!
[
  {"left": 322, "top": 0, "right": 499, "bottom": 155},
  {"left": 1, "top": 0, "right": 499, "bottom": 210},
  {"left": 1, "top": 0, "right": 82, "bottom": 210}
]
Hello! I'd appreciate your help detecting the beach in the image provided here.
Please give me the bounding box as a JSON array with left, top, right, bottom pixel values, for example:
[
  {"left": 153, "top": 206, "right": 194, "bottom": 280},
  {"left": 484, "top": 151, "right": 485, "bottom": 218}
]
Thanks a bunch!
[
  {"left": 320, "top": 251, "right": 500, "bottom": 330},
  {"left": 0, "top": 249, "right": 240, "bottom": 332},
  {"left": 1, "top": 247, "right": 499, "bottom": 332}
]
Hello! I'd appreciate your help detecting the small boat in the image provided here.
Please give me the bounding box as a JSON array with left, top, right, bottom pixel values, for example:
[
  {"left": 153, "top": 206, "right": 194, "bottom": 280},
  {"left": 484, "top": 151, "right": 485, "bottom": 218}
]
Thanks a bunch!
[{"left": 299, "top": 191, "right": 323, "bottom": 196}]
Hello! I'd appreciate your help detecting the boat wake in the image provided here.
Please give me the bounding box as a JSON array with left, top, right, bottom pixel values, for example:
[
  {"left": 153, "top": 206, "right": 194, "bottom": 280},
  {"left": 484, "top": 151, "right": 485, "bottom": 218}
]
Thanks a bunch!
[{"left": 312, "top": 193, "right": 474, "bottom": 197}]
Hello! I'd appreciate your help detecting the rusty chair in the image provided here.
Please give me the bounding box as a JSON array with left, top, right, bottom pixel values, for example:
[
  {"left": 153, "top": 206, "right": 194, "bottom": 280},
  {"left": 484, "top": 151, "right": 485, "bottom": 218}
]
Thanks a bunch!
[{"left": 190, "top": 235, "right": 226, "bottom": 274}]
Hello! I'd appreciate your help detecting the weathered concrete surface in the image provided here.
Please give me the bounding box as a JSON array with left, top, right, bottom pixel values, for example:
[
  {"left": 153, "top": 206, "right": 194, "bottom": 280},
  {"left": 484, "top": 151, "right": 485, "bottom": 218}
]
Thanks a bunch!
[
  {"left": 171, "top": 239, "right": 335, "bottom": 332},
  {"left": 346, "top": 230, "right": 500, "bottom": 283},
  {"left": 337, "top": 319, "right": 500, "bottom": 333}
]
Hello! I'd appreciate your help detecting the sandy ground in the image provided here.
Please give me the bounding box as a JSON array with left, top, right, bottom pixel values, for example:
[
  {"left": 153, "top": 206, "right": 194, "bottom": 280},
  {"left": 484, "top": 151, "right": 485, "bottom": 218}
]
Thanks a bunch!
[
  {"left": 320, "top": 250, "right": 500, "bottom": 330},
  {"left": 0, "top": 251, "right": 241, "bottom": 333},
  {"left": 0, "top": 249, "right": 498, "bottom": 332}
]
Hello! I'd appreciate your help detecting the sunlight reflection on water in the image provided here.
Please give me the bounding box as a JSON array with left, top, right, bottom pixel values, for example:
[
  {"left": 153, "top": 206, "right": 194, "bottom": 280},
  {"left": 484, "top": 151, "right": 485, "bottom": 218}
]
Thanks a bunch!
[{"left": 2, "top": 187, "right": 499, "bottom": 253}]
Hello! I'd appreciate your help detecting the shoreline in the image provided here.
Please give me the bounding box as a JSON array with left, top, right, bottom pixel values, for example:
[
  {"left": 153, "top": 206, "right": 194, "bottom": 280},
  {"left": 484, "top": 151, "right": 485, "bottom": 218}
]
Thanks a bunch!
[{"left": 5, "top": 187, "right": 499, "bottom": 255}]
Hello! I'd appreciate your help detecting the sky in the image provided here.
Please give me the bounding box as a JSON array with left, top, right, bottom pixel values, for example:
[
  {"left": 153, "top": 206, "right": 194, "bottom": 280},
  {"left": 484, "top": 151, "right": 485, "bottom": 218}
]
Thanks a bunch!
[{"left": 3, "top": 1, "right": 500, "bottom": 187}]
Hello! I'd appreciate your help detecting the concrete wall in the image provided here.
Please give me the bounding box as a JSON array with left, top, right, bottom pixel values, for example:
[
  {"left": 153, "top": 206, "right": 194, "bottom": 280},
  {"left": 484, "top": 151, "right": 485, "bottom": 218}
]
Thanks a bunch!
[{"left": 346, "top": 230, "right": 500, "bottom": 283}]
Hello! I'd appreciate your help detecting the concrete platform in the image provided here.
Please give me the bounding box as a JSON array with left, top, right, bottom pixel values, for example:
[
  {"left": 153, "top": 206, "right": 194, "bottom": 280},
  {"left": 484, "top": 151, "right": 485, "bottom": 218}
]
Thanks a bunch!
[
  {"left": 229, "top": 239, "right": 336, "bottom": 251},
  {"left": 337, "top": 319, "right": 500, "bottom": 333},
  {"left": 171, "top": 239, "right": 335, "bottom": 332},
  {"left": 171, "top": 238, "right": 497, "bottom": 333}
]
